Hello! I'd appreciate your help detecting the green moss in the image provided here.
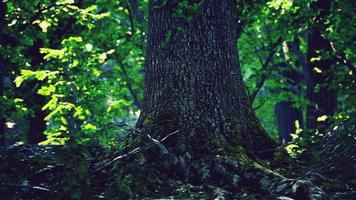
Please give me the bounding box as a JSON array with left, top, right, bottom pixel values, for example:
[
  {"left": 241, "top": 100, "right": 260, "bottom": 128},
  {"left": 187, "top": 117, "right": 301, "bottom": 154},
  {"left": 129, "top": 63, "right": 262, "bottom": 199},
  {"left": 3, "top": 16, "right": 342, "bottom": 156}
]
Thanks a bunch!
[{"left": 142, "top": 116, "right": 152, "bottom": 127}]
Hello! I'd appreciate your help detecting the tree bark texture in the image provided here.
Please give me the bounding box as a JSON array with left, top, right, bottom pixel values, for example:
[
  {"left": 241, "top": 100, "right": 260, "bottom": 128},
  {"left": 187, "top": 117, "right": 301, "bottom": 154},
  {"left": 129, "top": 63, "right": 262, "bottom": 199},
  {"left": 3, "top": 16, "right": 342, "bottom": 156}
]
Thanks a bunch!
[{"left": 138, "top": 0, "right": 275, "bottom": 159}]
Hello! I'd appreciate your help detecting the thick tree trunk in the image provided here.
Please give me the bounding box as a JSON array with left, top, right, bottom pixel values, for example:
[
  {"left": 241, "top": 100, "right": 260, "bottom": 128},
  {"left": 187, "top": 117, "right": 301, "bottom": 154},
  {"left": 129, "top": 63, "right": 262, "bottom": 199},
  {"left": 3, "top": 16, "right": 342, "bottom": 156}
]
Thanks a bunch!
[
  {"left": 306, "top": 0, "right": 337, "bottom": 131},
  {"left": 130, "top": 0, "right": 324, "bottom": 198},
  {"left": 138, "top": 0, "right": 275, "bottom": 159}
]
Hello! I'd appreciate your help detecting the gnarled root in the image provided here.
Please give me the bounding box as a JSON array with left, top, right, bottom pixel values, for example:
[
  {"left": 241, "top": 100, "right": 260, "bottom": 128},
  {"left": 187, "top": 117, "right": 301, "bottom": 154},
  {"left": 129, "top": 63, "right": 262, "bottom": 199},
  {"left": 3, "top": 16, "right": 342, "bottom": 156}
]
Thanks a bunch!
[
  {"left": 145, "top": 152, "right": 326, "bottom": 199},
  {"left": 197, "top": 155, "right": 326, "bottom": 199}
]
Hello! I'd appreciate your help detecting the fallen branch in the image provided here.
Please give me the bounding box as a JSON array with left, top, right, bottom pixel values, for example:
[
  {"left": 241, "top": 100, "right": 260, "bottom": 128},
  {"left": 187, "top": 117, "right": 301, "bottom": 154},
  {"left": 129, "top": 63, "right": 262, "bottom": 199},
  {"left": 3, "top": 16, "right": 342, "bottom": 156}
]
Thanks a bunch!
[
  {"left": 92, "top": 130, "right": 179, "bottom": 175},
  {"left": 0, "top": 183, "right": 52, "bottom": 193}
]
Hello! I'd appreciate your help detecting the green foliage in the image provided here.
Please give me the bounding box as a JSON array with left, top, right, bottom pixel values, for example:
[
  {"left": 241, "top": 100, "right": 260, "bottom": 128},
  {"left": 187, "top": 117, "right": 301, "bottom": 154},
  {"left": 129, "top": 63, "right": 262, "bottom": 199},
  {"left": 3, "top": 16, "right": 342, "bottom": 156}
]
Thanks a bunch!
[
  {"left": 1, "top": 0, "right": 146, "bottom": 146},
  {"left": 0, "top": 0, "right": 353, "bottom": 150},
  {"left": 239, "top": 0, "right": 355, "bottom": 142}
]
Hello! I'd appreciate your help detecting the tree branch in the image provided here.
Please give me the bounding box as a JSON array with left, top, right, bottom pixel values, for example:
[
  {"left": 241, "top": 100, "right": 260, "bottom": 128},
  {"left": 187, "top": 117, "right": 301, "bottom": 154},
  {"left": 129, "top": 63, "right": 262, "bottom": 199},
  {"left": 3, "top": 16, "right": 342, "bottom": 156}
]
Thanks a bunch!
[
  {"left": 250, "top": 37, "right": 283, "bottom": 102},
  {"left": 128, "top": 0, "right": 144, "bottom": 23},
  {"left": 92, "top": 130, "right": 179, "bottom": 175},
  {"left": 118, "top": 64, "right": 142, "bottom": 109}
]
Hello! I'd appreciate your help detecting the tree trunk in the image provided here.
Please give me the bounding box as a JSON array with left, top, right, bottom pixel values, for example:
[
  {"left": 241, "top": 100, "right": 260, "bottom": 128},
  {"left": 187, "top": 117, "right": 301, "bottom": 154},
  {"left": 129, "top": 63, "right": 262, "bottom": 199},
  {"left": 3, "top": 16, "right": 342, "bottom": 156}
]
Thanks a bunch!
[
  {"left": 27, "top": 94, "right": 47, "bottom": 144},
  {"left": 275, "top": 41, "right": 304, "bottom": 145},
  {"left": 306, "top": 0, "right": 337, "bottom": 131},
  {"left": 25, "top": 38, "right": 47, "bottom": 144},
  {"left": 0, "top": 63, "right": 5, "bottom": 146},
  {"left": 275, "top": 101, "right": 303, "bottom": 145},
  {"left": 138, "top": 0, "right": 275, "bottom": 159},
  {"left": 130, "top": 0, "right": 324, "bottom": 198},
  {"left": 0, "top": 1, "right": 6, "bottom": 146}
]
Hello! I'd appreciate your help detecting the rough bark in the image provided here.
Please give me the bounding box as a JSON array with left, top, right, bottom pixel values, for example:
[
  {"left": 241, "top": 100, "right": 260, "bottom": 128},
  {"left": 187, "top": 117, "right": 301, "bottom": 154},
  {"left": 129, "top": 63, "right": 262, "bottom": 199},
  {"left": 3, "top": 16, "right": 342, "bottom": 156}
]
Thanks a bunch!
[
  {"left": 138, "top": 0, "right": 275, "bottom": 159},
  {"left": 128, "top": 0, "right": 325, "bottom": 199},
  {"left": 306, "top": 0, "right": 337, "bottom": 131}
]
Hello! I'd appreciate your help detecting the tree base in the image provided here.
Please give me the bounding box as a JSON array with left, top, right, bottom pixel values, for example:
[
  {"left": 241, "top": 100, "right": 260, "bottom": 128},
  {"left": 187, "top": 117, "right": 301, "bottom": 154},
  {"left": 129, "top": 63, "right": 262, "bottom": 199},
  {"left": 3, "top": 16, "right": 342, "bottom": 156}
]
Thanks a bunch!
[{"left": 119, "top": 131, "right": 325, "bottom": 200}]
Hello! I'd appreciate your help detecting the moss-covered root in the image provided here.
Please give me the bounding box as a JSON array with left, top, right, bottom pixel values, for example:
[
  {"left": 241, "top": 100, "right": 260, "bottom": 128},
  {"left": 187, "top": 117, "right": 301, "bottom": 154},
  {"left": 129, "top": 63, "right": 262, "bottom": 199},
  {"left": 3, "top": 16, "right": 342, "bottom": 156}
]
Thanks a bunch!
[{"left": 210, "top": 156, "right": 326, "bottom": 199}]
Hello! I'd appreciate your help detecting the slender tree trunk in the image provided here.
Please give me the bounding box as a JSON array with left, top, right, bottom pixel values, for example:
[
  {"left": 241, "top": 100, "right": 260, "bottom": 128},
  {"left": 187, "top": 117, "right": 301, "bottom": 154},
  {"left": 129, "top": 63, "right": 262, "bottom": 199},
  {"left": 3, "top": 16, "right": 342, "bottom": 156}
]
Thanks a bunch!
[
  {"left": 0, "top": 63, "right": 5, "bottom": 146},
  {"left": 306, "top": 0, "right": 337, "bottom": 131},
  {"left": 0, "top": 1, "right": 6, "bottom": 146},
  {"left": 27, "top": 94, "right": 47, "bottom": 144},
  {"left": 275, "top": 101, "right": 303, "bottom": 145},
  {"left": 130, "top": 0, "right": 324, "bottom": 198},
  {"left": 25, "top": 39, "right": 47, "bottom": 144},
  {"left": 275, "top": 41, "right": 304, "bottom": 145}
]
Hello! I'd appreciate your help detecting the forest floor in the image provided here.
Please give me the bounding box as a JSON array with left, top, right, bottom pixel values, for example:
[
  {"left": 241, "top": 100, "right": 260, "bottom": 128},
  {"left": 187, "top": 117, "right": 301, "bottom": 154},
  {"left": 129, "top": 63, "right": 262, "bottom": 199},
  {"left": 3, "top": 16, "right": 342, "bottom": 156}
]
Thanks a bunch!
[{"left": 0, "top": 121, "right": 355, "bottom": 199}]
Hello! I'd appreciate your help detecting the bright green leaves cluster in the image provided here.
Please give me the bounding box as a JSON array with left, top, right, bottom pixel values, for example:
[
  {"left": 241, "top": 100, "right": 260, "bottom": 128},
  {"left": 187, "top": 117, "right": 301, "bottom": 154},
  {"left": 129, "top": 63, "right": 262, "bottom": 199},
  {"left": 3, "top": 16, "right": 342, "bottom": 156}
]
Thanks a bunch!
[
  {"left": 14, "top": 70, "right": 59, "bottom": 87},
  {"left": 2, "top": 0, "right": 146, "bottom": 146},
  {"left": 267, "top": 0, "right": 294, "bottom": 15},
  {"left": 34, "top": 33, "right": 127, "bottom": 144}
]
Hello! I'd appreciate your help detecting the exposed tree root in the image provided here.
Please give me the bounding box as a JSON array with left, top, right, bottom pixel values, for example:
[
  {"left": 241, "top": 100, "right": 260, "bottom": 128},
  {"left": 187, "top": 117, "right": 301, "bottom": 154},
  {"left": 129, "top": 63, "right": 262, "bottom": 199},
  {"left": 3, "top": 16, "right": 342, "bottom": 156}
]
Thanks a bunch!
[
  {"left": 115, "top": 132, "right": 326, "bottom": 199},
  {"left": 199, "top": 156, "right": 324, "bottom": 199}
]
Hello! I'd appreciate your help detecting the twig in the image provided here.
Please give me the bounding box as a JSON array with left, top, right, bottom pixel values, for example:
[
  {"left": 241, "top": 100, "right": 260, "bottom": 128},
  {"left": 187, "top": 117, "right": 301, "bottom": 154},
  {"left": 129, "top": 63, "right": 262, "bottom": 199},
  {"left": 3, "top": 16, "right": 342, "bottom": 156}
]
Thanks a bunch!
[
  {"left": 253, "top": 100, "right": 266, "bottom": 111},
  {"left": 250, "top": 37, "right": 283, "bottom": 102},
  {"left": 118, "top": 64, "right": 142, "bottom": 109},
  {"left": 92, "top": 130, "right": 179, "bottom": 174},
  {"left": 0, "top": 183, "right": 52, "bottom": 193},
  {"left": 146, "top": 134, "right": 168, "bottom": 154}
]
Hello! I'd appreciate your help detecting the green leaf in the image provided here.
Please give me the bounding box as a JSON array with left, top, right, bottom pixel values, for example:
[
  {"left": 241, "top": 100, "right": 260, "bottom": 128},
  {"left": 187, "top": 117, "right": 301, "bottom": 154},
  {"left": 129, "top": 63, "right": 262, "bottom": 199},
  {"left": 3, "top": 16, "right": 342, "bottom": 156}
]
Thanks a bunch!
[
  {"left": 14, "top": 70, "right": 35, "bottom": 87},
  {"left": 40, "top": 48, "right": 66, "bottom": 60},
  {"left": 81, "top": 123, "right": 97, "bottom": 134},
  {"left": 36, "top": 71, "right": 49, "bottom": 81},
  {"left": 44, "top": 106, "right": 62, "bottom": 121},
  {"left": 38, "top": 85, "right": 56, "bottom": 96},
  {"left": 42, "top": 95, "right": 59, "bottom": 111}
]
